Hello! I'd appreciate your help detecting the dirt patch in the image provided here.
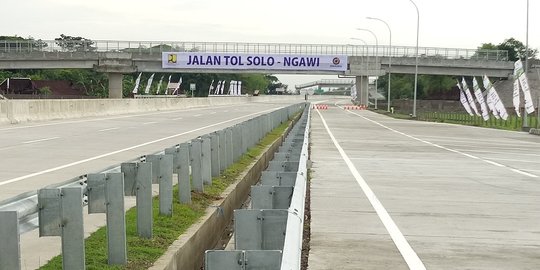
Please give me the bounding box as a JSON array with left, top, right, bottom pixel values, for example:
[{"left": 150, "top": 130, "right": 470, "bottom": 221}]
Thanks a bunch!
[{"left": 301, "top": 168, "right": 312, "bottom": 270}]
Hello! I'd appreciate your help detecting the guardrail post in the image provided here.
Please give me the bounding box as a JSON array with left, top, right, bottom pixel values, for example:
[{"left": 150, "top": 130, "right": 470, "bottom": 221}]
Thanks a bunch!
[
  {"left": 226, "top": 128, "right": 234, "bottom": 168},
  {"left": 165, "top": 143, "right": 191, "bottom": 204},
  {"left": 217, "top": 130, "right": 227, "bottom": 172},
  {"left": 233, "top": 125, "right": 242, "bottom": 161},
  {"left": 39, "top": 187, "right": 86, "bottom": 269},
  {"left": 60, "top": 187, "right": 85, "bottom": 270},
  {"left": 0, "top": 211, "right": 20, "bottom": 270},
  {"left": 121, "top": 162, "right": 153, "bottom": 238},
  {"left": 147, "top": 154, "right": 174, "bottom": 216},
  {"left": 210, "top": 133, "right": 220, "bottom": 177},
  {"left": 88, "top": 173, "right": 128, "bottom": 265},
  {"left": 189, "top": 139, "right": 204, "bottom": 192},
  {"left": 201, "top": 135, "right": 212, "bottom": 185}
]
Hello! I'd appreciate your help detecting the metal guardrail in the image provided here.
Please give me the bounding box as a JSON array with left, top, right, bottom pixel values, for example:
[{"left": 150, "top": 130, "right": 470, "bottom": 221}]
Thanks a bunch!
[
  {"left": 0, "top": 103, "right": 305, "bottom": 269},
  {"left": 0, "top": 40, "right": 509, "bottom": 61},
  {"left": 205, "top": 104, "right": 310, "bottom": 269}
]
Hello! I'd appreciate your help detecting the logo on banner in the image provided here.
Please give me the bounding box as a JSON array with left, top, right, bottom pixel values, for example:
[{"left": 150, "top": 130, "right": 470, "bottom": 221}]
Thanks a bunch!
[
  {"left": 168, "top": 54, "right": 177, "bottom": 64},
  {"left": 332, "top": 57, "right": 341, "bottom": 65}
]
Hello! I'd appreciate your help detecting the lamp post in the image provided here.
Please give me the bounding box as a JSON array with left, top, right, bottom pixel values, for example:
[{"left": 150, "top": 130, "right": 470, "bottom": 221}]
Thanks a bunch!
[
  {"left": 367, "top": 16, "right": 392, "bottom": 112},
  {"left": 357, "top": 28, "right": 379, "bottom": 109},
  {"left": 350, "top": 37, "right": 369, "bottom": 106},
  {"left": 408, "top": 0, "right": 420, "bottom": 118}
]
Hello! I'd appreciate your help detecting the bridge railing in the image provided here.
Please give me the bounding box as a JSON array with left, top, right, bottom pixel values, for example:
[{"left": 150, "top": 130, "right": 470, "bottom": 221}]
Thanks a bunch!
[
  {"left": 295, "top": 79, "right": 355, "bottom": 89},
  {"left": 0, "top": 40, "right": 509, "bottom": 61}
]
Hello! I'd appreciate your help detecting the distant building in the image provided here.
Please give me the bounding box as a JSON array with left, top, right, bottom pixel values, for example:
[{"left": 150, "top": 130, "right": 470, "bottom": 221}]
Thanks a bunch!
[{"left": 0, "top": 78, "right": 88, "bottom": 99}]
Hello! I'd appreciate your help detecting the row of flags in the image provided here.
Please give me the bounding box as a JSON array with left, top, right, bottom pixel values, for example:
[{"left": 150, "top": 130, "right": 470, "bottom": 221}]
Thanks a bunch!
[
  {"left": 132, "top": 73, "right": 182, "bottom": 95},
  {"left": 131, "top": 73, "right": 243, "bottom": 96},
  {"left": 458, "top": 59, "right": 535, "bottom": 121},
  {"left": 209, "top": 80, "right": 243, "bottom": 96}
]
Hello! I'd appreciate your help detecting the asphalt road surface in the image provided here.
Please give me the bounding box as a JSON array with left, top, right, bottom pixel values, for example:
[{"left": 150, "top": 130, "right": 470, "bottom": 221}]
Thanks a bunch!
[
  {"left": 308, "top": 98, "right": 540, "bottom": 270},
  {"left": 1, "top": 99, "right": 303, "bottom": 269}
]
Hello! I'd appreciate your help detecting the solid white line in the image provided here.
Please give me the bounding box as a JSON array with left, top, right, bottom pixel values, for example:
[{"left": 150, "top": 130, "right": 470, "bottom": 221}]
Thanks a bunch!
[
  {"left": 0, "top": 107, "right": 281, "bottom": 187},
  {"left": 316, "top": 109, "right": 426, "bottom": 270},
  {"left": 172, "top": 117, "right": 183, "bottom": 120},
  {"left": 22, "top": 137, "right": 60, "bottom": 144},
  {"left": 193, "top": 114, "right": 203, "bottom": 117},
  {"left": 98, "top": 127, "right": 120, "bottom": 132},
  {"left": 347, "top": 111, "right": 539, "bottom": 178},
  {"left": 142, "top": 122, "right": 158, "bottom": 125},
  {"left": 209, "top": 112, "right": 217, "bottom": 115}
]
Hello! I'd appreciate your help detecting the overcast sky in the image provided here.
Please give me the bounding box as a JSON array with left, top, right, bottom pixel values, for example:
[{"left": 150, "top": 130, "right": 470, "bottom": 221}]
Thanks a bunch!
[{"left": 2, "top": 0, "right": 537, "bottom": 87}]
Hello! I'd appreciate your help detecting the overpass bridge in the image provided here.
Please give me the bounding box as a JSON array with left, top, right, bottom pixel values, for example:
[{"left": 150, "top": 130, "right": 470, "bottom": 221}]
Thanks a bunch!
[
  {"left": 295, "top": 79, "right": 355, "bottom": 90},
  {"left": 0, "top": 40, "right": 514, "bottom": 101}
]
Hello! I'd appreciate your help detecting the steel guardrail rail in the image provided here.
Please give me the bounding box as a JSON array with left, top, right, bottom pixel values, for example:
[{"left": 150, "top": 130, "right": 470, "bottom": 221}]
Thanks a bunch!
[
  {"left": 280, "top": 106, "right": 310, "bottom": 270},
  {"left": 0, "top": 40, "right": 509, "bottom": 61}
]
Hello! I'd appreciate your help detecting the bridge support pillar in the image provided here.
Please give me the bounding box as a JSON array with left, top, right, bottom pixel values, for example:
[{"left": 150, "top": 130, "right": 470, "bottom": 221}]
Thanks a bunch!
[
  {"left": 108, "top": 73, "right": 124, "bottom": 99},
  {"left": 355, "top": 76, "right": 369, "bottom": 107}
]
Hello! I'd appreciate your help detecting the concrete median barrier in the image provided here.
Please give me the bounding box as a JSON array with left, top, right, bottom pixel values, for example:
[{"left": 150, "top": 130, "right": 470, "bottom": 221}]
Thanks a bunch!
[{"left": 0, "top": 95, "right": 303, "bottom": 124}]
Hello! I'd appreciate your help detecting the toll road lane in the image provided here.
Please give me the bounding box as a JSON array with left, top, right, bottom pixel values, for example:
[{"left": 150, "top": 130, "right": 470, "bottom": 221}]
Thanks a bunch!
[{"left": 309, "top": 100, "right": 540, "bottom": 269}]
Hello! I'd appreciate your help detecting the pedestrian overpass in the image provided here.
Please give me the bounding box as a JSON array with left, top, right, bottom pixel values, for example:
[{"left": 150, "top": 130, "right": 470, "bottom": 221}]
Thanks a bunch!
[
  {"left": 295, "top": 79, "right": 355, "bottom": 90},
  {"left": 0, "top": 40, "right": 514, "bottom": 104}
]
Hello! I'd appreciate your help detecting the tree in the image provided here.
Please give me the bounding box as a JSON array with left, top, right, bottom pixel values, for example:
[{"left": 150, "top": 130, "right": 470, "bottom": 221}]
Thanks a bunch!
[
  {"left": 498, "top": 38, "right": 537, "bottom": 61},
  {"left": 55, "top": 34, "right": 95, "bottom": 52},
  {"left": 0, "top": 35, "right": 47, "bottom": 51}
]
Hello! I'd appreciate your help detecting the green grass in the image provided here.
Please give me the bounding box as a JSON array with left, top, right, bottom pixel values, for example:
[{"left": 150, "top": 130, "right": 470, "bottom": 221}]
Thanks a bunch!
[
  {"left": 39, "top": 120, "right": 293, "bottom": 270},
  {"left": 379, "top": 110, "right": 539, "bottom": 131}
]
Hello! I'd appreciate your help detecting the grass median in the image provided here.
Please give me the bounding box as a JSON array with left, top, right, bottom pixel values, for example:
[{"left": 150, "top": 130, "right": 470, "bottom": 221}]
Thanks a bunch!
[{"left": 40, "top": 119, "right": 293, "bottom": 270}]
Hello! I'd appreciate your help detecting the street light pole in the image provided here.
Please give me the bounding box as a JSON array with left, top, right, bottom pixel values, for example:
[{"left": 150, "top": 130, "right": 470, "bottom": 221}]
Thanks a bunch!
[
  {"left": 367, "top": 17, "right": 392, "bottom": 112},
  {"left": 357, "top": 28, "right": 379, "bottom": 109},
  {"left": 408, "top": 0, "right": 420, "bottom": 118}
]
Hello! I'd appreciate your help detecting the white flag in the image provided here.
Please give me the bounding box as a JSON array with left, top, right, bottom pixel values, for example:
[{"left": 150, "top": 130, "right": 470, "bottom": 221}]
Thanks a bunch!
[
  {"left": 144, "top": 73, "right": 155, "bottom": 94},
  {"left": 172, "top": 77, "right": 182, "bottom": 95},
  {"left": 482, "top": 75, "right": 499, "bottom": 119},
  {"left": 513, "top": 76, "right": 521, "bottom": 117},
  {"left": 473, "top": 77, "right": 490, "bottom": 121},
  {"left": 228, "top": 80, "right": 234, "bottom": 95},
  {"left": 483, "top": 75, "right": 508, "bottom": 120},
  {"left": 456, "top": 80, "right": 473, "bottom": 116},
  {"left": 165, "top": 75, "right": 171, "bottom": 95},
  {"left": 220, "top": 80, "right": 226, "bottom": 94},
  {"left": 462, "top": 77, "right": 480, "bottom": 116},
  {"left": 238, "top": 81, "right": 242, "bottom": 95},
  {"left": 514, "top": 60, "right": 535, "bottom": 114},
  {"left": 208, "top": 79, "right": 215, "bottom": 95},
  {"left": 156, "top": 75, "right": 164, "bottom": 95},
  {"left": 132, "top": 72, "right": 142, "bottom": 94}
]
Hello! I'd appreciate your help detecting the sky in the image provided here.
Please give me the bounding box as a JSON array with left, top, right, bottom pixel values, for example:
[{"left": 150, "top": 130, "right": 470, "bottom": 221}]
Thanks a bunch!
[{"left": 2, "top": 0, "right": 538, "bottom": 88}]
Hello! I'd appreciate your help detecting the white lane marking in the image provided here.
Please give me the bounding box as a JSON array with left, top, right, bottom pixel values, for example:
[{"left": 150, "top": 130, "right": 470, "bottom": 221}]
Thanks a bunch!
[
  {"left": 347, "top": 111, "right": 539, "bottom": 178},
  {"left": 172, "top": 117, "right": 183, "bottom": 120},
  {"left": 209, "top": 112, "right": 217, "bottom": 115},
  {"left": 22, "top": 137, "right": 60, "bottom": 144},
  {"left": 316, "top": 109, "right": 426, "bottom": 270},
  {"left": 0, "top": 107, "right": 281, "bottom": 187},
  {"left": 98, "top": 127, "right": 120, "bottom": 132},
  {"left": 142, "top": 122, "right": 158, "bottom": 125},
  {"left": 193, "top": 114, "right": 203, "bottom": 117}
]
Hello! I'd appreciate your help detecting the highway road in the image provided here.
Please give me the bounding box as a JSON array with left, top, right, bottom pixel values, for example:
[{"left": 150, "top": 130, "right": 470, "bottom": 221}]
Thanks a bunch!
[
  {"left": 309, "top": 97, "right": 540, "bottom": 269},
  {"left": 0, "top": 98, "right": 305, "bottom": 269},
  {"left": 4, "top": 95, "right": 540, "bottom": 269}
]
